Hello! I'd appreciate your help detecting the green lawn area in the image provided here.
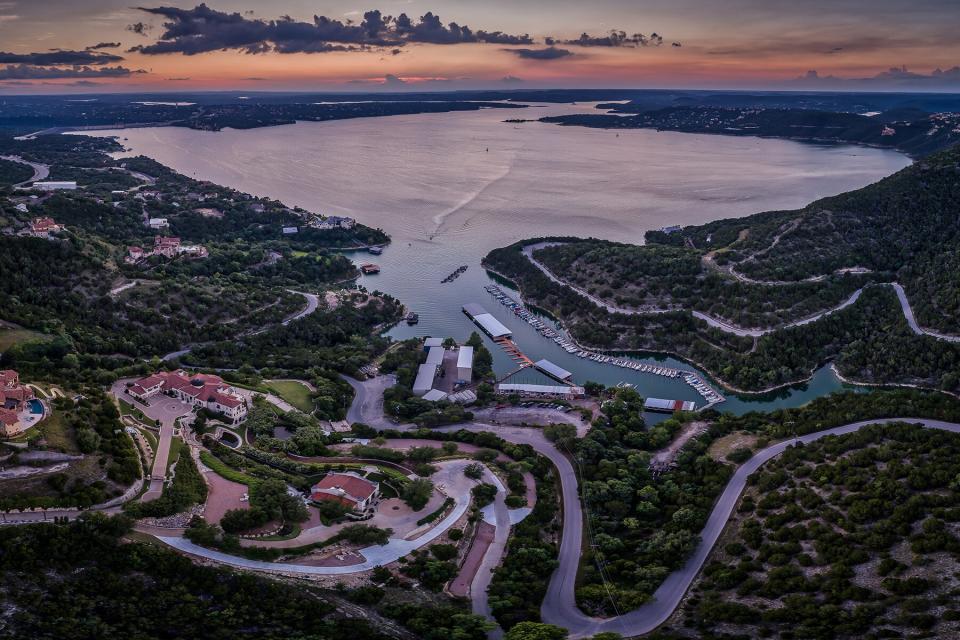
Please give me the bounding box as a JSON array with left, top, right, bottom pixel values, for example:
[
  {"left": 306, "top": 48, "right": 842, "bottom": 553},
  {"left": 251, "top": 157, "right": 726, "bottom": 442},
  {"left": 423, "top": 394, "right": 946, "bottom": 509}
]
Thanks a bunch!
[
  {"left": 116, "top": 397, "right": 150, "bottom": 424},
  {"left": 165, "top": 437, "right": 184, "bottom": 476},
  {"left": 139, "top": 427, "right": 158, "bottom": 454},
  {"left": 265, "top": 380, "right": 314, "bottom": 413},
  {"left": 0, "top": 326, "right": 49, "bottom": 353},
  {"left": 199, "top": 451, "right": 257, "bottom": 486}
]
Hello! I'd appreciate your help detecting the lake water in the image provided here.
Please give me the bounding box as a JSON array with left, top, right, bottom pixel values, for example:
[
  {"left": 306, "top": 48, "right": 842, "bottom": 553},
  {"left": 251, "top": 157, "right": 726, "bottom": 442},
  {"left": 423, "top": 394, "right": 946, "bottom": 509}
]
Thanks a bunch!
[{"left": 93, "top": 103, "right": 910, "bottom": 415}]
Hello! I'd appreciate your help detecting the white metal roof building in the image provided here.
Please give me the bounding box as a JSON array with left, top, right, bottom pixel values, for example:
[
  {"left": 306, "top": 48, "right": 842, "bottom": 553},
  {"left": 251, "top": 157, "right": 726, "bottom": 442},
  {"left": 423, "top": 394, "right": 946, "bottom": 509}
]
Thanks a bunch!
[
  {"left": 423, "top": 337, "right": 444, "bottom": 350},
  {"left": 422, "top": 389, "right": 448, "bottom": 402},
  {"left": 425, "top": 346, "right": 445, "bottom": 367},
  {"left": 496, "top": 383, "right": 585, "bottom": 398},
  {"left": 448, "top": 389, "right": 478, "bottom": 404},
  {"left": 33, "top": 181, "right": 77, "bottom": 191},
  {"left": 644, "top": 397, "right": 697, "bottom": 412},
  {"left": 413, "top": 363, "right": 438, "bottom": 396},
  {"left": 462, "top": 303, "right": 511, "bottom": 338},
  {"left": 456, "top": 346, "right": 474, "bottom": 383},
  {"left": 533, "top": 359, "right": 572, "bottom": 381}
]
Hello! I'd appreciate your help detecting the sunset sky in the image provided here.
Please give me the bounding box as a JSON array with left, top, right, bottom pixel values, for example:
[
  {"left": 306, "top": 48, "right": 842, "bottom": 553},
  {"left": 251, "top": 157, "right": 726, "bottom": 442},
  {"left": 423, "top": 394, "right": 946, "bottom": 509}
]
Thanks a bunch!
[{"left": 2, "top": 0, "right": 960, "bottom": 93}]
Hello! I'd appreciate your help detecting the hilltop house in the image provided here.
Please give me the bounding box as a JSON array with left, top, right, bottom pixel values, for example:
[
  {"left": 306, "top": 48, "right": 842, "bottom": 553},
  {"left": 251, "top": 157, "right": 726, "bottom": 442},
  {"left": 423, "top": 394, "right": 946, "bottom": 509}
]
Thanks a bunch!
[
  {"left": 29, "top": 217, "right": 62, "bottom": 237},
  {"left": 312, "top": 215, "right": 356, "bottom": 230},
  {"left": 0, "top": 370, "right": 37, "bottom": 438},
  {"left": 310, "top": 472, "right": 380, "bottom": 512},
  {"left": 127, "top": 370, "right": 247, "bottom": 423},
  {"left": 127, "top": 237, "right": 208, "bottom": 263}
]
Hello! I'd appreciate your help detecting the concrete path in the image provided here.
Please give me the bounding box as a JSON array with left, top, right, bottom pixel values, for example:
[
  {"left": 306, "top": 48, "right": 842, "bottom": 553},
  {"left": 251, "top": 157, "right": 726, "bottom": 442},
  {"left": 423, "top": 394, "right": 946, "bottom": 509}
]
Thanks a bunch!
[{"left": 110, "top": 380, "right": 193, "bottom": 500}]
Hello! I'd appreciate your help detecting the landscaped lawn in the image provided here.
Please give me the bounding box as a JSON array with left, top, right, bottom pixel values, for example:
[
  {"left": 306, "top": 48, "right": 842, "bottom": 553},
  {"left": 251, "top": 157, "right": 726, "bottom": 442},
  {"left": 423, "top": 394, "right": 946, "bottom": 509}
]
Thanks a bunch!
[{"left": 265, "top": 380, "right": 314, "bottom": 413}]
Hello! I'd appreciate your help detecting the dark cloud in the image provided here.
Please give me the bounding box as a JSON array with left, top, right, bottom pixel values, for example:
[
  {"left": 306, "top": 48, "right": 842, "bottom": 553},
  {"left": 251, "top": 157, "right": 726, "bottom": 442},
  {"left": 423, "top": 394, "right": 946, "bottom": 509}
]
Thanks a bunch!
[
  {"left": 130, "top": 5, "right": 533, "bottom": 55},
  {"left": 166, "top": 76, "right": 190, "bottom": 80},
  {"left": 128, "top": 21, "right": 150, "bottom": 36},
  {"left": 87, "top": 42, "right": 122, "bottom": 51},
  {"left": 501, "top": 75, "right": 525, "bottom": 83},
  {"left": 506, "top": 47, "right": 573, "bottom": 61},
  {"left": 0, "top": 50, "right": 123, "bottom": 65},
  {"left": 557, "top": 30, "right": 665, "bottom": 47},
  {"left": 0, "top": 64, "right": 144, "bottom": 80},
  {"left": 383, "top": 73, "right": 406, "bottom": 86},
  {"left": 672, "top": 42, "right": 682, "bottom": 47}
]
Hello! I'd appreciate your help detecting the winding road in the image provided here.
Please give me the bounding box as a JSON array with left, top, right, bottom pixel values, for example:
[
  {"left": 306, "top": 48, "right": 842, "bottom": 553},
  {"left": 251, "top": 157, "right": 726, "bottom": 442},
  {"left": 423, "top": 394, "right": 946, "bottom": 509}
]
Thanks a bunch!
[
  {"left": 9, "top": 371, "right": 960, "bottom": 639},
  {"left": 522, "top": 242, "right": 960, "bottom": 342},
  {"left": 0, "top": 154, "right": 50, "bottom": 186}
]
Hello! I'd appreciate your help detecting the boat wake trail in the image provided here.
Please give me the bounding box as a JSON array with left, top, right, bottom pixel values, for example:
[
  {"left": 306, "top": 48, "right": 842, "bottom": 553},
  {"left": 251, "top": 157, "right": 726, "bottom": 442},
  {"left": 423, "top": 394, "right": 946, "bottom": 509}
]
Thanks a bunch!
[{"left": 431, "top": 151, "right": 518, "bottom": 231}]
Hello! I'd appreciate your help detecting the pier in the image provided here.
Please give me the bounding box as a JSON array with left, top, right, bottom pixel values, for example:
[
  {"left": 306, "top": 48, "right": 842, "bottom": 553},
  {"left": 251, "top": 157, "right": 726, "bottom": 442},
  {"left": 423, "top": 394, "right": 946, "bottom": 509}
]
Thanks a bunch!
[{"left": 483, "top": 284, "right": 726, "bottom": 408}]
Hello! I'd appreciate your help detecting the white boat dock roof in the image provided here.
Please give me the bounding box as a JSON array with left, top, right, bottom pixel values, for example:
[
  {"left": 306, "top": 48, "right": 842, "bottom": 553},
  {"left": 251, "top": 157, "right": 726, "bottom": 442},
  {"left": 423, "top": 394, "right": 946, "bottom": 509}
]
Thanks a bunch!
[
  {"left": 424, "top": 337, "right": 443, "bottom": 348},
  {"left": 463, "top": 303, "right": 512, "bottom": 338},
  {"left": 457, "top": 345, "right": 474, "bottom": 368},
  {"left": 497, "top": 383, "right": 584, "bottom": 396},
  {"left": 534, "top": 358, "right": 572, "bottom": 381}
]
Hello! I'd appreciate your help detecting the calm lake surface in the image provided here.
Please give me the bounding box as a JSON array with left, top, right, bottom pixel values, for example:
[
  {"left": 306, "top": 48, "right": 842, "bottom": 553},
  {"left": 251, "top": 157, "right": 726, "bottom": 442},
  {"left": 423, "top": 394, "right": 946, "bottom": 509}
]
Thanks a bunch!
[{"left": 95, "top": 103, "right": 910, "bottom": 415}]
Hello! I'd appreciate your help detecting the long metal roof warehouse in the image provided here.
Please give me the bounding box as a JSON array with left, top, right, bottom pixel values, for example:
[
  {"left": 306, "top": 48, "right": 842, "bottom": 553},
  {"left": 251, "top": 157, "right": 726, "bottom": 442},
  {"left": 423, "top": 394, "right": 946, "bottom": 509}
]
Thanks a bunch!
[
  {"left": 496, "top": 383, "right": 586, "bottom": 398},
  {"left": 533, "top": 359, "right": 572, "bottom": 382},
  {"left": 644, "top": 397, "right": 697, "bottom": 413},
  {"left": 462, "top": 303, "right": 511, "bottom": 338},
  {"left": 413, "top": 363, "right": 438, "bottom": 396},
  {"left": 425, "top": 346, "right": 445, "bottom": 367}
]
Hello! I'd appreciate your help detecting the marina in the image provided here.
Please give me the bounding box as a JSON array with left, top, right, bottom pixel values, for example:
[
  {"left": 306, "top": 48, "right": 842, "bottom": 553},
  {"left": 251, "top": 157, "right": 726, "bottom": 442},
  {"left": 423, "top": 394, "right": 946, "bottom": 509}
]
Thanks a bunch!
[
  {"left": 104, "top": 103, "right": 905, "bottom": 417},
  {"left": 484, "top": 284, "right": 726, "bottom": 408}
]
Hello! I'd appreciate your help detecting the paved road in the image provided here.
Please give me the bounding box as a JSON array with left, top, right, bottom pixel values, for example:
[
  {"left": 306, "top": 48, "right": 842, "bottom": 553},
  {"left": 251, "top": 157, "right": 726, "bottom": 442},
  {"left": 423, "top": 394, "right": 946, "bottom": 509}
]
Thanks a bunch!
[
  {"left": 0, "top": 154, "right": 49, "bottom": 186},
  {"left": 891, "top": 283, "right": 960, "bottom": 343},
  {"left": 341, "top": 374, "right": 397, "bottom": 427},
  {"left": 155, "top": 458, "right": 479, "bottom": 574},
  {"left": 282, "top": 290, "right": 320, "bottom": 325},
  {"left": 517, "top": 417, "right": 960, "bottom": 638},
  {"left": 524, "top": 242, "right": 960, "bottom": 342}
]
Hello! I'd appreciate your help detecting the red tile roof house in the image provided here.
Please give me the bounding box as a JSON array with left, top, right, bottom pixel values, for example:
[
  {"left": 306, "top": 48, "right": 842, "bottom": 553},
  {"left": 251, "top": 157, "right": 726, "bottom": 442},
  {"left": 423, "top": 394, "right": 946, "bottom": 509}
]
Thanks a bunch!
[
  {"left": 311, "top": 472, "right": 380, "bottom": 513},
  {"left": 0, "top": 369, "right": 36, "bottom": 437},
  {"left": 29, "top": 217, "right": 63, "bottom": 237},
  {"left": 127, "top": 370, "right": 248, "bottom": 424},
  {"left": 153, "top": 236, "right": 181, "bottom": 258}
]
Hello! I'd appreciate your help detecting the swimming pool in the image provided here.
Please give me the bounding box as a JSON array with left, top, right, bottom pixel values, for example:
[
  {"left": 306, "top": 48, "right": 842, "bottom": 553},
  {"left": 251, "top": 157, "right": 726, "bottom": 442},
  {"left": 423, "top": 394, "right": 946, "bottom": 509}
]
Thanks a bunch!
[{"left": 27, "top": 399, "right": 43, "bottom": 415}]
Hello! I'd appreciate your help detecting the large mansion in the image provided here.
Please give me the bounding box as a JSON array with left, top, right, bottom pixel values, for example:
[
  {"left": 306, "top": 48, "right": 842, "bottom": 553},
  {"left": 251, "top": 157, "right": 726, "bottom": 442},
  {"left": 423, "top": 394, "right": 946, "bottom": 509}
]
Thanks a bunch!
[
  {"left": 0, "top": 370, "right": 37, "bottom": 438},
  {"left": 310, "top": 472, "right": 380, "bottom": 513},
  {"left": 126, "top": 236, "right": 208, "bottom": 263},
  {"left": 128, "top": 370, "right": 247, "bottom": 423}
]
